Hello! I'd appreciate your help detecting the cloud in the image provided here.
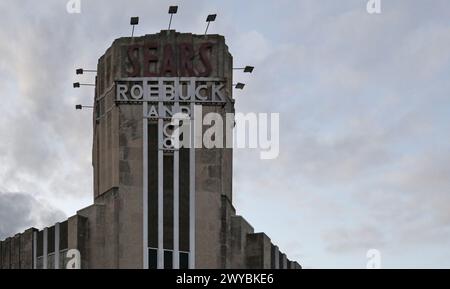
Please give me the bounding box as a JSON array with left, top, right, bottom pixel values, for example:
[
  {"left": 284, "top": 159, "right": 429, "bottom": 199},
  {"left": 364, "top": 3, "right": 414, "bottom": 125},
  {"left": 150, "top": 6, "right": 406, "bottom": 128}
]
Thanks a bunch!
[
  {"left": 231, "top": 0, "right": 450, "bottom": 268},
  {"left": 0, "top": 0, "right": 214, "bottom": 208},
  {"left": 0, "top": 192, "right": 66, "bottom": 240},
  {"left": 323, "top": 225, "right": 385, "bottom": 254}
]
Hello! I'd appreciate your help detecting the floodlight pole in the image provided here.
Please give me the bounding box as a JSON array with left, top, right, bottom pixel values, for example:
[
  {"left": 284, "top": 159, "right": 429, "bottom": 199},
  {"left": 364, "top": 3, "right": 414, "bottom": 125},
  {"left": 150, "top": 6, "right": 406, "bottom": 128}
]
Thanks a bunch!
[
  {"left": 168, "top": 13, "right": 174, "bottom": 30},
  {"left": 76, "top": 68, "right": 97, "bottom": 75},
  {"left": 204, "top": 14, "right": 216, "bottom": 35},
  {"left": 205, "top": 22, "right": 211, "bottom": 35},
  {"left": 168, "top": 6, "right": 178, "bottom": 30},
  {"left": 233, "top": 66, "right": 254, "bottom": 73},
  {"left": 130, "top": 17, "right": 139, "bottom": 37},
  {"left": 75, "top": 105, "right": 94, "bottom": 110}
]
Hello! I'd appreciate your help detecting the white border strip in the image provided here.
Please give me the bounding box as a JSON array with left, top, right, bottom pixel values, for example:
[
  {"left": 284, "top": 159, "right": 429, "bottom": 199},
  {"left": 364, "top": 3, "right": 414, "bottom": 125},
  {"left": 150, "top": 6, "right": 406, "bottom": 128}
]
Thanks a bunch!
[
  {"left": 43, "top": 228, "right": 48, "bottom": 269},
  {"left": 32, "top": 231, "right": 37, "bottom": 269},
  {"left": 157, "top": 83, "right": 164, "bottom": 269},
  {"left": 143, "top": 88, "right": 149, "bottom": 269},
  {"left": 173, "top": 100, "right": 180, "bottom": 269},
  {"left": 55, "top": 223, "right": 60, "bottom": 269},
  {"left": 189, "top": 101, "right": 196, "bottom": 269}
]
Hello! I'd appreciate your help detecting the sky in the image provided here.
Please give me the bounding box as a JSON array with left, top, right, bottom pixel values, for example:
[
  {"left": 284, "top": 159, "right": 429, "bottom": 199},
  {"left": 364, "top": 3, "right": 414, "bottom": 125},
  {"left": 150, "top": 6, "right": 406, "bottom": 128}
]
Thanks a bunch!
[{"left": 1, "top": 0, "right": 450, "bottom": 269}]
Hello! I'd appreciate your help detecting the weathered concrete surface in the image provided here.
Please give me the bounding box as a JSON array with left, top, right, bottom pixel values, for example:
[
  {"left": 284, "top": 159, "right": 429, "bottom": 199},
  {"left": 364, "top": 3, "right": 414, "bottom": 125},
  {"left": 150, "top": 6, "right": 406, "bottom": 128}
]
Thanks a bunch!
[
  {"left": 271, "top": 244, "right": 280, "bottom": 269},
  {"left": 1, "top": 238, "right": 11, "bottom": 269},
  {"left": 246, "top": 233, "right": 272, "bottom": 269},
  {"left": 229, "top": 215, "right": 254, "bottom": 268},
  {"left": 20, "top": 229, "right": 34, "bottom": 269},
  {"left": 279, "top": 252, "right": 288, "bottom": 269}
]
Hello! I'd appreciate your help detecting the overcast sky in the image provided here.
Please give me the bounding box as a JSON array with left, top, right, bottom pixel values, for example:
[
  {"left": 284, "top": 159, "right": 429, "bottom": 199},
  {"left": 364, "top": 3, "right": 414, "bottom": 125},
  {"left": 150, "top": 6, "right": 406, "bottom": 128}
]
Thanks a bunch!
[{"left": 1, "top": 0, "right": 450, "bottom": 269}]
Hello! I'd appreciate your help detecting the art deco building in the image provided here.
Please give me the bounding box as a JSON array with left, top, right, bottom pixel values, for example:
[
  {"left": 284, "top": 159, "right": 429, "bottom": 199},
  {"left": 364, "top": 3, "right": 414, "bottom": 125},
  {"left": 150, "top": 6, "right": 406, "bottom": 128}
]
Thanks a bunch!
[{"left": 0, "top": 30, "right": 301, "bottom": 269}]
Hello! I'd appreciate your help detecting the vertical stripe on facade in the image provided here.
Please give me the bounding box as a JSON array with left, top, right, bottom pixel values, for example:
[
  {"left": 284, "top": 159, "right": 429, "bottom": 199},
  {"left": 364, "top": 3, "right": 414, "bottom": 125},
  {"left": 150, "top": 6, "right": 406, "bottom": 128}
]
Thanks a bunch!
[
  {"left": 163, "top": 154, "right": 174, "bottom": 252},
  {"left": 148, "top": 123, "right": 159, "bottom": 249},
  {"left": 43, "top": 228, "right": 48, "bottom": 269},
  {"left": 179, "top": 148, "right": 190, "bottom": 253}
]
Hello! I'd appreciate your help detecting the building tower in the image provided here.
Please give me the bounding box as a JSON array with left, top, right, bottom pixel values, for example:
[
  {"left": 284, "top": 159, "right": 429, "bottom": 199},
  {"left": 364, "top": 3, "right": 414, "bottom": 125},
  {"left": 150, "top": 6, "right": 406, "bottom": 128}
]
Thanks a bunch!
[{"left": 91, "top": 30, "right": 234, "bottom": 269}]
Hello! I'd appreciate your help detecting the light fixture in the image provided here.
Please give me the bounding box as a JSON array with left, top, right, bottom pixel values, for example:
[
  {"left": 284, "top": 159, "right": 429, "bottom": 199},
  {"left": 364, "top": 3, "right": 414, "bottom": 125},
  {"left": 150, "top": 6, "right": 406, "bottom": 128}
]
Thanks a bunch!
[
  {"left": 205, "top": 14, "right": 217, "bottom": 35},
  {"left": 130, "top": 17, "right": 139, "bottom": 37},
  {"left": 75, "top": 104, "right": 94, "bottom": 110},
  {"left": 234, "top": 83, "right": 245, "bottom": 90},
  {"left": 244, "top": 66, "right": 254, "bottom": 73},
  {"left": 206, "top": 14, "right": 217, "bottom": 22},
  {"left": 233, "top": 66, "right": 254, "bottom": 73},
  {"left": 73, "top": 82, "right": 95, "bottom": 88},
  {"left": 76, "top": 68, "right": 97, "bottom": 75},
  {"left": 168, "top": 6, "right": 178, "bottom": 30}
]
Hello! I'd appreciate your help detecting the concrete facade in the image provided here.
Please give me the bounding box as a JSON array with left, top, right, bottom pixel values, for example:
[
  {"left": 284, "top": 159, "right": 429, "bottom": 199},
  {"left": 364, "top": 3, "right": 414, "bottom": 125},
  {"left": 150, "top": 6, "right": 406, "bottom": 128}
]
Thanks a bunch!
[{"left": 0, "top": 30, "right": 300, "bottom": 269}]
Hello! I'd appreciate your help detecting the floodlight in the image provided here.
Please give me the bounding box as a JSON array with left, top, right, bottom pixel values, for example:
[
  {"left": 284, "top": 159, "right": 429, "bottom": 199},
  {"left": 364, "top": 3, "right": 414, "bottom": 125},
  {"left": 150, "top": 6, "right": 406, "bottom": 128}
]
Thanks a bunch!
[
  {"left": 76, "top": 68, "right": 97, "bottom": 75},
  {"left": 244, "top": 66, "right": 254, "bottom": 73},
  {"left": 130, "top": 17, "right": 139, "bottom": 25},
  {"left": 234, "top": 66, "right": 255, "bottom": 73},
  {"left": 168, "top": 6, "right": 178, "bottom": 30},
  {"left": 130, "top": 17, "right": 139, "bottom": 37},
  {"left": 205, "top": 14, "right": 217, "bottom": 35},
  {"left": 206, "top": 14, "right": 217, "bottom": 22},
  {"left": 169, "top": 6, "right": 178, "bottom": 14},
  {"left": 234, "top": 83, "right": 245, "bottom": 90},
  {"left": 75, "top": 104, "right": 94, "bottom": 110},
  {"left": 73, "top": 82, "right": 95, "bottom": 88}
]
